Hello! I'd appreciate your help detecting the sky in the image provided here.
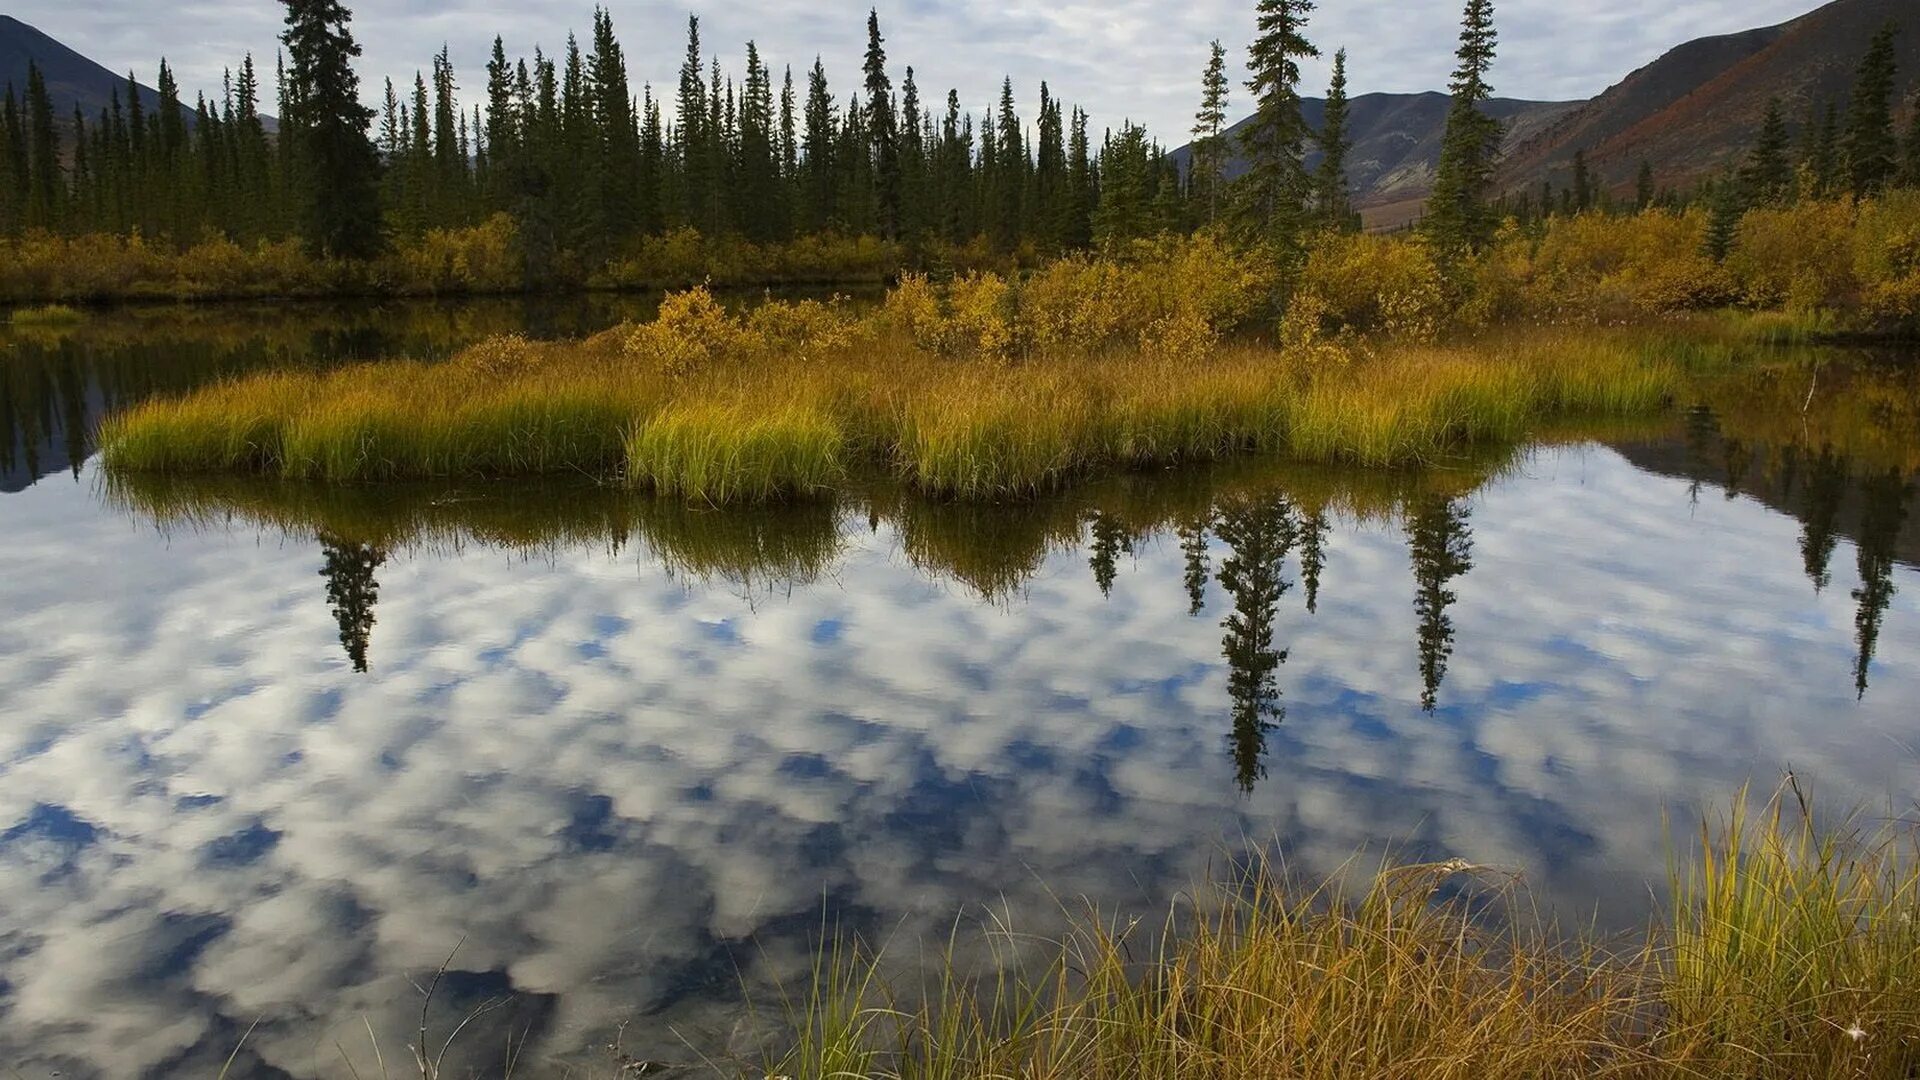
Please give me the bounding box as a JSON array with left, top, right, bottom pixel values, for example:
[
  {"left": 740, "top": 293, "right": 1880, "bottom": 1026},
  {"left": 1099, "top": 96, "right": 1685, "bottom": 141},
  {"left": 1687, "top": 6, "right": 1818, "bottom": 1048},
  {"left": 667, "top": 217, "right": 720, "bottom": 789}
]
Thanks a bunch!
[{"left": 11, "top": 0, "right": 1820, "bottom": 145}]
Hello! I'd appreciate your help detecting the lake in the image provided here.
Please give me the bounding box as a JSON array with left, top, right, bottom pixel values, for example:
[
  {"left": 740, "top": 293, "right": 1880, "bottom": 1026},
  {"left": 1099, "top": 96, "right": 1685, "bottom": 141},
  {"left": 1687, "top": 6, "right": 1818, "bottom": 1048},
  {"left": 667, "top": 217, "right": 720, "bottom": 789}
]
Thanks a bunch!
[{"left": 2, "top": 303, "right": 1917, "bottom": 1077}]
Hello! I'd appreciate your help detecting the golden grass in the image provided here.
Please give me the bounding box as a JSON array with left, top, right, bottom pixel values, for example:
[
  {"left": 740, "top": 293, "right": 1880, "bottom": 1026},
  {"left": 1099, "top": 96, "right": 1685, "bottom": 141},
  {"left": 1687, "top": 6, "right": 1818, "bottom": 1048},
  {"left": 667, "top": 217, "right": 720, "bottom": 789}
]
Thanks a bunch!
[
  {"left": 767, "top": 783, "right": 1920, "bottom": 1079},
  {"left": 100, "top": 314, "right": 1683, "bottom": 502},
  {"left": 5, "top": 302, "right": 86, "bottom": 326}
]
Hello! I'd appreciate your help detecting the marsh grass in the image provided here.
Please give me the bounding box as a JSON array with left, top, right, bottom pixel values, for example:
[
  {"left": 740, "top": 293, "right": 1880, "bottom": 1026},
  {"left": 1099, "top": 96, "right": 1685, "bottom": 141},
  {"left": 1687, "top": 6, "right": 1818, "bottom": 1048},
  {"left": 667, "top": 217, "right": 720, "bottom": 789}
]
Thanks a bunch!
[
  {"left": 5, "top": 302, "right": 85, "bottom": 325},
  {"left": 766, "top": 784, "right": 1920, "bottom": 1080},
  {"left": 101, "top": 315, "right": 1686, "bottom": 501}
]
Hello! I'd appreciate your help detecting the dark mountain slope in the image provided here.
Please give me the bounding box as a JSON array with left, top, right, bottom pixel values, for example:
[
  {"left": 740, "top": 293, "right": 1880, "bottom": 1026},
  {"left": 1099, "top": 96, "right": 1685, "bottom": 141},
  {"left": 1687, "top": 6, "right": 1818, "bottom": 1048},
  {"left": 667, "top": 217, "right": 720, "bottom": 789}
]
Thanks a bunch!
[{"left": 1501, "top": 0, "right": 1920, "bottom": 197}]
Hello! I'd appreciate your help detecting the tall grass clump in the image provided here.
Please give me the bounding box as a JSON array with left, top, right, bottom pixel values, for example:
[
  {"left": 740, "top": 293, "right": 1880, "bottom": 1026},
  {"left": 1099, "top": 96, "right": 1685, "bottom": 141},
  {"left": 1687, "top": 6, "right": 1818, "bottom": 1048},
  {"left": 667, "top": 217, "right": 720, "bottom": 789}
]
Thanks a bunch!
[
  {"left": 765, "top": 785, "right": 1920, "bottom": 1079},
  {"left": 1664, "top": 782, "right": 1920, "bottom": 1077},
  {"left": 627, "top": 397, "right": 847, "bottom": 502},
  {"left": 5, "top": 302, "right": 86, "bottom": 325}
]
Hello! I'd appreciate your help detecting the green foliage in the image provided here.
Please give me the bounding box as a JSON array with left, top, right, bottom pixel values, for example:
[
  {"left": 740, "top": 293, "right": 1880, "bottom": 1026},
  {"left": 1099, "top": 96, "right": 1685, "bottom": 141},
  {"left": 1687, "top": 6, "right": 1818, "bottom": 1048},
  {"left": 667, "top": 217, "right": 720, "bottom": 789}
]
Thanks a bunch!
[
  {"left": 1190, "top": 42, "right": 1232, "bottom": 227},
  {"left": 1423, "top": 0, "right": 1501, "bottom": 265},
  {"left": 1844, "top": 22, "right": 1902, "bottom": 199},
  {"left": 1315, "top": 49, "right": 1354, "bottom": 230},
  {"left": 1235, "top": 0, "right": 1319, "bottom": 259}
]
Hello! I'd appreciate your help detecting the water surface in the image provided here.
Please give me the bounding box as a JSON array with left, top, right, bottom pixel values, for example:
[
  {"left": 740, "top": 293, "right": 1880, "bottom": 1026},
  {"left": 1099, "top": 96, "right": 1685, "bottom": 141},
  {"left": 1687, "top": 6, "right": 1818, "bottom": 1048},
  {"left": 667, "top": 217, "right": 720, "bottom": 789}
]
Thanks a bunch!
[{"left": 1, "top": 308, "right": 1916, "bottom": 1077}]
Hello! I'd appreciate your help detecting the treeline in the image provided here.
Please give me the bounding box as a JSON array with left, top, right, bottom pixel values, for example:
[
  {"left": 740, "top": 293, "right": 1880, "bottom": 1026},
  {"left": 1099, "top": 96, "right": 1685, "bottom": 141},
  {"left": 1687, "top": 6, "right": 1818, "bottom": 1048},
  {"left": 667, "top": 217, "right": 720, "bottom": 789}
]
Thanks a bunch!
[
  {"left": 0, "top": 2, "right": 1188, "bottom": 281},
  {"left": 3, "top": 0, "right": 1916, "bottom": 303}
]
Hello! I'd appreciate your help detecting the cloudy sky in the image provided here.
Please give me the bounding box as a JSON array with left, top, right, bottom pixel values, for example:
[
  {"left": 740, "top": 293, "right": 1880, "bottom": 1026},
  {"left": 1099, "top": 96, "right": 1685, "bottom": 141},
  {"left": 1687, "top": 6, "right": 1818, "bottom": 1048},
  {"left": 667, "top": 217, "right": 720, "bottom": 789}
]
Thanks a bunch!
[{"left": 15, "top": 0, "right": 1820, "bottom": 144}]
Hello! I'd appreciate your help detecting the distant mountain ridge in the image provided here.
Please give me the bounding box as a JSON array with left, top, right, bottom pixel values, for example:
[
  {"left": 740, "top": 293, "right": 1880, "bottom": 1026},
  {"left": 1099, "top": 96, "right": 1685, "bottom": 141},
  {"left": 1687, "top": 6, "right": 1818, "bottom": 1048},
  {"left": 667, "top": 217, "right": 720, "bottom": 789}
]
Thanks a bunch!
[
  {"left": 1502, "top": 0, "right": 1920, "bottom": 199},
  {"left": 1175, "top": 0, "right": 1920, "bottom": 229},
  {"left": 2, "top": 15, "right": 169, "bottom": 121}
]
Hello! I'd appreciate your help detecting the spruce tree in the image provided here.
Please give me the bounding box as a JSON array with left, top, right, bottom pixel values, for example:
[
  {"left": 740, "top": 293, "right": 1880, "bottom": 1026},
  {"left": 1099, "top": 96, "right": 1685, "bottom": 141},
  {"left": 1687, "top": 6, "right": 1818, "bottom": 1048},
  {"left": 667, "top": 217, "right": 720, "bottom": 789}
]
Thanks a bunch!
[
  {"left": 1570, "top": 148, "right": 1592, "bottom": 213},
  {"left": 1423, "top": 0, "right": 1501, "bottom": 262},
  {"left": 1190, "top": 40, "right": 1230, "bottom": 226},
  {"left": 1702, "top": 171, "right": 1745, "bottom": 262},
  {"left": 1904, "top": 96, "right": 1920, "bottom": 187},
  {"left": 0, "top": 85, "right": 22, "bottom": 235},
  {"left": 676, "top": 17, "right": 710, "bottom": 229},
  {"left": 1315, "top": 48, "right": 1352, "bottom": 230},
  {"left": 899, "top": 66, "right": 930, "bottom": 241},
  {"left": 1741, "top": 98, "right": 1793, "bottom": 205},
  {"left": 994, "top": 78, "right": 1024, "bottom": 247},
  {"left": 1843, "top": 22, "right": 1900, "bottom": 199},
  {"left": 863, "top": 10, "right": 901, "bottom": 239},
  {"left": 1236, "top": 0, "right": 1318, "bottom": 255},
  {"left": 24, "top": 63, "right": 59, "bottom": 230},
  {"left": 801, "top": 58, "right": 837, "bottom": 231},
  {"left": 280, "top": 0, "right": 383, "bottom": 257},
  {"left": 1635, "top": 160, "right": 1655, "bottom": 210},
  {"left": 1806, "top": 102, "right": 1841, "bottom": 196},
  {"left": 1903, "top": 99, "right": 1920, "bottom": 187},
  {"left": 588, "top": 7, "right": 639, "bottom": 238}
]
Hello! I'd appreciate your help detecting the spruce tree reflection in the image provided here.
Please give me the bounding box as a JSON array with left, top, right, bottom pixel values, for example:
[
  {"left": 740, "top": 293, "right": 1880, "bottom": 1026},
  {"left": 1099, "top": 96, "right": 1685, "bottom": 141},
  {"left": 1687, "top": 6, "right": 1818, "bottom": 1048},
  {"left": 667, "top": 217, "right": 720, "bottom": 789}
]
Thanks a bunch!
[
  {"left": 320, "top": 534, "right": 387, "bottom": 673},
  {"left": 1798, "top": 446, "right": 1849, "bottom": 594},
  {"left": 1407, "top": 496, "right": 1474, "bottom": 714},
  {"left": 1721, "top": 437, "right": 1753, "bottom": 500},
  {"left": 1214, "top": 496, "right": 1295, "bottom": 794},
  {"left": 1178, "top": 513, "right": 1213, "bottom": 616},
  {"left": 1851, "top": 469, "right": 1911, "bottom": 701},
  {"left": 1088, "top": 512, "right": 1131, "bottom": 598},
  {"left": 1683, "top": 404, "right": 1721, "bottom": 507},
  {"left": 1298, "top": 509, "right": 1329, "bottom": 615}
]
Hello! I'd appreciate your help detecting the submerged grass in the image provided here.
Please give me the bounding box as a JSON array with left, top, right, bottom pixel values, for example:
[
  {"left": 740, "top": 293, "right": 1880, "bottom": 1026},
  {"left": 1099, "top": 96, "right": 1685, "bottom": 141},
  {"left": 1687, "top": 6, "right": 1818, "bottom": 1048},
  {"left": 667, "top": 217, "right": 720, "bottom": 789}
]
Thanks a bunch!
[
  {"left": 766, "top": 783, "right": 1920, "bottom": 1079},
  {"left": 100, "top": 320, "right": 1682, "bottom": 501}
]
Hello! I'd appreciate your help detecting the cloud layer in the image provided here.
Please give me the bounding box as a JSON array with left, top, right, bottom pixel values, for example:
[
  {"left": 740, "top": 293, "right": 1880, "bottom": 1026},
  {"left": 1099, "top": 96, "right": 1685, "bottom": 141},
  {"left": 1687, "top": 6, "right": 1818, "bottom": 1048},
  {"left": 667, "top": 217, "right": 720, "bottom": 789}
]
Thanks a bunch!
[
  {"left": 0, "top": 443, "right": 1915, "bottom": 1076},
  {"left": 10, "top": 0, "right": 1821, "bottom": 150}
]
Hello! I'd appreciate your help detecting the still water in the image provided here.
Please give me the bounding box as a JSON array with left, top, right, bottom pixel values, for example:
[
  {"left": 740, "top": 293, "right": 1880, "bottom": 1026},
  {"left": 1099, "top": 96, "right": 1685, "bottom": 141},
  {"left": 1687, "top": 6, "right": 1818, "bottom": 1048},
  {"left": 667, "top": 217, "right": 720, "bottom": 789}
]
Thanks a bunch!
[{"left": 2, "top": 305, "right": 1917, "bottom": 1077}]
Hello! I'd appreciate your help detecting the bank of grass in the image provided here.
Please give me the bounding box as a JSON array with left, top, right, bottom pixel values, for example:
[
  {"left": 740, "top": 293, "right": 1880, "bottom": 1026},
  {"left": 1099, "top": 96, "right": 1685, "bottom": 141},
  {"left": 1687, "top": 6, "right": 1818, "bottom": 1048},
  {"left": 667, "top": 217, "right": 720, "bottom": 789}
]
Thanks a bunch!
[
  {"left": 100, "top": 312, "right": 1680, "bottom": 502},
  {"left": 6, "top": 302, "right": 85, "bottom": 325},
  {"left": 767, "top": 785, "right": 1920, "bottom": 1079}
]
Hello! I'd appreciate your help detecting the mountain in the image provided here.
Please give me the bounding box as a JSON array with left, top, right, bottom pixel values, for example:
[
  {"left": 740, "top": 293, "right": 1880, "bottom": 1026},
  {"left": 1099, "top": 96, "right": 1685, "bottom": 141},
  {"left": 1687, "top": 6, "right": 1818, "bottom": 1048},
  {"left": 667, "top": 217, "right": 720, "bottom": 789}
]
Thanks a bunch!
[
  {"left": 1168, "top": 93, "right": 1581, "bottom": 229},
  {"left": 0, "top": 14, "right": 193, "bottom": 126},
  {"left": 1174, "top": 0, "right": 1920, "bottom": 229},
  {"left": 1500, "top": 0, "right": 1920, "bottom": 200}
]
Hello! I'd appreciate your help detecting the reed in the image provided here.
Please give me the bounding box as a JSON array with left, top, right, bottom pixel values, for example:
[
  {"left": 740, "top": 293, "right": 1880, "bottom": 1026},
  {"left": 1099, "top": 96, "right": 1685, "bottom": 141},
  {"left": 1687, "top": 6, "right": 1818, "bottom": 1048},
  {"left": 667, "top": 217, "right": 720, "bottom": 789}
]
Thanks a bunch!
[{"left": 766, "top": 784, "right": 1920, "bottom": 1079}]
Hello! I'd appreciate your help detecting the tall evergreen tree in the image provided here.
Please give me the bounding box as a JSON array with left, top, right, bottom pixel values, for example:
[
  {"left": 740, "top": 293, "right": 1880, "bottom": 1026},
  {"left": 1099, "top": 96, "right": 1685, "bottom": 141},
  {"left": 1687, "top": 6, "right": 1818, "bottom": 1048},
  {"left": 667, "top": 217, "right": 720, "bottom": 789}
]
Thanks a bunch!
[
  {"left": 1806, "top": 101, "right": 1841, "bottom": 196},
  {"left": 1741, "top": 98, "right": 1794, "bottom": 204},
  {"left": 589, "top": 7, "right": 640, "bottom": 238},
  {"left": 281, "top": 0, "right": 383, "bottom": 257},
  {"left": 1423, "top": 0, "right": 1501, "bottom": 262},
  {"left": 1062, "top": 106, "right": 1094, "bottom": 248},
  {"left": 1315, "top": 48, "right": 1352, "bottom": 230},
  {"left": 1635, "top": 159, "right": 1655, "bottom": 210},
  {"left": 801, "top": 57, "right": 837, "bottom": 232},
  {"left": 24, "top": 63, "right": 59, "bottom": 230},
  {"left": 1843, "top": 22, "right": 1901, "bottom": 199},
  {"left": 1570, "top": 148, "right": 1593, "bottom": 213},
  {"left": 1190, "top": 40, "right": 1231, "bottom": 226},
  {"left": 1236, "top": 0, "right": 1318, "bottom": 255},
  {"left": 863, "top": 10, "right": 901, "bottom": 239},
  {"left": 1903, "top": 98, "right": 1920, "bottom": 187},
  {"left": 994, "top": 78, "right": 1024, "bottom": 247},
  {"left": 0, "top": 84, "right": 22, "bottom": 234}
]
